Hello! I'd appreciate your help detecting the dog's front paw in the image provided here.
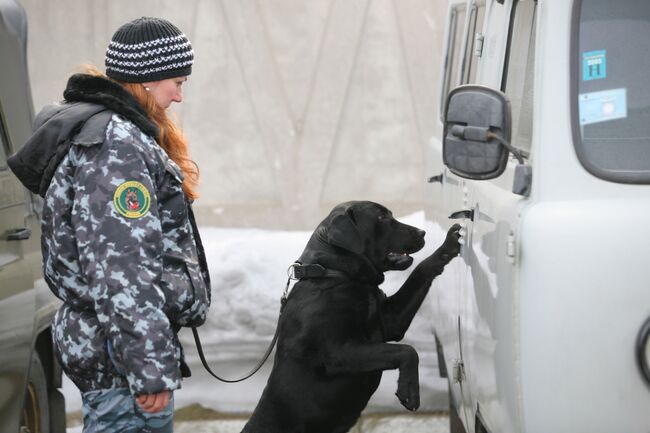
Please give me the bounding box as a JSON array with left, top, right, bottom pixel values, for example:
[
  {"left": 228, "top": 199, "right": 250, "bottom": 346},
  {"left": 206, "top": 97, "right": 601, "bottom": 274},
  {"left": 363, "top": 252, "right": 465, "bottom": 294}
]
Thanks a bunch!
[
  {"left": 396, "top": 381, "right": 420, "bottom": 412},
  {"left": 439, "top": 223, "right": 462, "bottom": 262}
]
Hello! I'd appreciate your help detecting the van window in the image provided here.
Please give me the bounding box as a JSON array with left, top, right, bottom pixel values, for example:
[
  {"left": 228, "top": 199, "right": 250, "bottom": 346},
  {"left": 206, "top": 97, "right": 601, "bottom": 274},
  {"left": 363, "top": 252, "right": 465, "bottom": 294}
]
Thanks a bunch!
[
  {"left": 574, "top": 0, "right": 650, "bottom": 183},
  {"left": 462, "top": 1, "right": 486, "bottom": 84},
  {"left": 441, "top": 4, "right": 467, "bottom": 117},
  {"left": 502, "top": 0, "right": 536, "bottom": 155}
]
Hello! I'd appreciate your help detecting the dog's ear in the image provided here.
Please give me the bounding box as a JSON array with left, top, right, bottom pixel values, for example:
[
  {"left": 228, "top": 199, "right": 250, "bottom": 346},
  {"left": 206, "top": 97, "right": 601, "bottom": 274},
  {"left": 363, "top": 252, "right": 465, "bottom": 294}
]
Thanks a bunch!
[{"left": 327, "top": 209, "right": 365, "bottom": 255}]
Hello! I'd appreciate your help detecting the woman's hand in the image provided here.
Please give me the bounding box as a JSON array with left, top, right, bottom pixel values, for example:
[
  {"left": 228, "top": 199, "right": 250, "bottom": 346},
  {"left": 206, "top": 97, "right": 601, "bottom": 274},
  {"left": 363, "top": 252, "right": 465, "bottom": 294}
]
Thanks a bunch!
[{"left": 136, "top": 390, "right": 172, "bottom": 413}]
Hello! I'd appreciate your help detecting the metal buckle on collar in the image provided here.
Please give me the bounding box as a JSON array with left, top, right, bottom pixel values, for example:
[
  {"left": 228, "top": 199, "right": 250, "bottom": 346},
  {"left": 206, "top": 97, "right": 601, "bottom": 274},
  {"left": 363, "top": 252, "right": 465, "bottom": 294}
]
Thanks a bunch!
[{"left": 287, "top": 263, "right": 302, "bottom": 280}]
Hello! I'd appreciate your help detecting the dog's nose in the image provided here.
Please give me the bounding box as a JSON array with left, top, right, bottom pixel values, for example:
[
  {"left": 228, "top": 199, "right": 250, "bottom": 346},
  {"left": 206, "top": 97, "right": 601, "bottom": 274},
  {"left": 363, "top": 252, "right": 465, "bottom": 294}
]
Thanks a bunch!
[{"left": 417, "top": 229, "right": 425, "bottom": 237}]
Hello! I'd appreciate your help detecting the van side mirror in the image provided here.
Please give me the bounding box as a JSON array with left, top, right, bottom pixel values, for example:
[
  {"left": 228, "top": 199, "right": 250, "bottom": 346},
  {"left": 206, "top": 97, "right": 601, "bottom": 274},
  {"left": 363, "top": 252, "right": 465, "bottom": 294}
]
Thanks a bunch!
[{"left": 443, "top": 85, "right": 512, "bottom": 180}]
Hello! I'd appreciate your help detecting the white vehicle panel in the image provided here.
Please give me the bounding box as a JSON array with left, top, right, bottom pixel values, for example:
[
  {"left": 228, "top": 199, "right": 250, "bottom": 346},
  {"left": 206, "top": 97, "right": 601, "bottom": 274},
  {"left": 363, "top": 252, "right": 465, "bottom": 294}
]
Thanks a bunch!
[{"left": 520, "top": 200, "right": 650, "bottom": 432}]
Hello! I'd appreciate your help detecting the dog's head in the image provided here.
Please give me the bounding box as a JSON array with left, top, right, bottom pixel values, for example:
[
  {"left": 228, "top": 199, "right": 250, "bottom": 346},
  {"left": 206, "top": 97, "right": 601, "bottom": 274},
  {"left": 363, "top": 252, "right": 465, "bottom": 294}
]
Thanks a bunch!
[{"left": 299, "top": 201, "right": 425, "bottom": 279}]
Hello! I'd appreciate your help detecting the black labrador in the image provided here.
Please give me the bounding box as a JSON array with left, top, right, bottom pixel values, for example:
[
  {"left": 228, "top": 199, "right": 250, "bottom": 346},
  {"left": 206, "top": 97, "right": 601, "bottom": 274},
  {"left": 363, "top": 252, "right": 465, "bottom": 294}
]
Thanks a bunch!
[{"left": 242, "top": 201, "right": 461, "bottom": 433}]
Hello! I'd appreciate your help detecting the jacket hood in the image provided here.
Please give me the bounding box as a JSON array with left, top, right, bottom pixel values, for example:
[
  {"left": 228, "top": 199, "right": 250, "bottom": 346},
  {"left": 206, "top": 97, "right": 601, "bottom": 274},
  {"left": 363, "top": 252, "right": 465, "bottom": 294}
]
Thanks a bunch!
[{"left": 7, "top": 74, "right": 159, "bottom": 197}]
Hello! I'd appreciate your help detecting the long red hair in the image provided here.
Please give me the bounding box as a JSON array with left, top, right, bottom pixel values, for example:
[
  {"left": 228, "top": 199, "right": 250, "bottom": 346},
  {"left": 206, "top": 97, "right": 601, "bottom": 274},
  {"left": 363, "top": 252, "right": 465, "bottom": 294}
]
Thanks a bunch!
[{"left": 82, "top": 65, "right": 199, "bottom": 200}]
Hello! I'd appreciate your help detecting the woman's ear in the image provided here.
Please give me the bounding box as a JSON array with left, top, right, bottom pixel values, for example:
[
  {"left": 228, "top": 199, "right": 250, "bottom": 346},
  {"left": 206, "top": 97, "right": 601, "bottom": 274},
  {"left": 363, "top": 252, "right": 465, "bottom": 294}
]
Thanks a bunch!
[{"left": 141, "top": 81, "right": 156, "bottom": 92}]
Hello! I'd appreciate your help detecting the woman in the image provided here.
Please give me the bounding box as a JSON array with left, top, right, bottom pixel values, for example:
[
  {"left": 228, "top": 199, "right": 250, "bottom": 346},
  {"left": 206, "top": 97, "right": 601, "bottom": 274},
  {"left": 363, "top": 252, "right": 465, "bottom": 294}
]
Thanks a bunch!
[{"left": 8, "top": 17, "right": 210, "bottom": 431}]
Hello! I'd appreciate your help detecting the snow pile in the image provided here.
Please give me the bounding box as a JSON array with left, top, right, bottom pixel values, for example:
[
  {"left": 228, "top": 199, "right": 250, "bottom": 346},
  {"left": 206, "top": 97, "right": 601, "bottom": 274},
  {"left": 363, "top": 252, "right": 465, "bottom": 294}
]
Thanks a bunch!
[{"left": 190, "top": 228, "right": 309, "bottom": 346}]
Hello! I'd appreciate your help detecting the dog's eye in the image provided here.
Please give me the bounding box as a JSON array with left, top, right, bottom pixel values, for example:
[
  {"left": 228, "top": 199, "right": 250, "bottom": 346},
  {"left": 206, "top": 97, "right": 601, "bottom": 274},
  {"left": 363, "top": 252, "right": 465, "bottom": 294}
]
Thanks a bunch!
[{"left": 377, "top": 214, "right": 386, "bottom": 222}]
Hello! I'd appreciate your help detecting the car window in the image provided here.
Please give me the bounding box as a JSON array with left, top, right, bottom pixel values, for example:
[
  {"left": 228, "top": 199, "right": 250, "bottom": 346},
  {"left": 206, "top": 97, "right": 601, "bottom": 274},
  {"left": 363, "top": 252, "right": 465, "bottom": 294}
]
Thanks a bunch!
[
  {"left": 440, "top": 3, "right": 467, "bottom": 118},
  {"left": 502, "top": 0, "right": 537, "bottom": 156},
  {"left": 0, "top": 112, "right": 8, "bottom": 171},
  {"left": 574, "top": 0, "right": 650, "bottom": 183},
  {"left": 462, "top": 1, "right": 486, "bottom": 84},
  {"left": 0, "top": 99, "right": 26, "bottom": 211}
]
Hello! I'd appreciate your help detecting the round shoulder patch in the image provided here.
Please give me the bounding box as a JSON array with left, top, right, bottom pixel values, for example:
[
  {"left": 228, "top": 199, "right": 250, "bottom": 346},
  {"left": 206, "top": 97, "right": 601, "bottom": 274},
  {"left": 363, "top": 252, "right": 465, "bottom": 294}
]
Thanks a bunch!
[{"left": 113, "top": 181, "right": 151, "bottom": 218}]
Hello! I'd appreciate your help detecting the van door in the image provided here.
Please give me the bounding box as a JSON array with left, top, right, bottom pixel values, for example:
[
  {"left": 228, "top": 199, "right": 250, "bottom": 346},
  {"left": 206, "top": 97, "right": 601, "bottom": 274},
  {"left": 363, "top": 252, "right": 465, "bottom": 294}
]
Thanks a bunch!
[
  {"left": 425, "top": 1, "right": 470, "bottom": 426},
  {"left": 431, "top": 0, "right": 487, "bottom": 428},
  {"left": 448, "top": 1, "right": 487, "bottom": 426},
  {"left": 458, "top": 1, "right": 537, "bottom": 432}
]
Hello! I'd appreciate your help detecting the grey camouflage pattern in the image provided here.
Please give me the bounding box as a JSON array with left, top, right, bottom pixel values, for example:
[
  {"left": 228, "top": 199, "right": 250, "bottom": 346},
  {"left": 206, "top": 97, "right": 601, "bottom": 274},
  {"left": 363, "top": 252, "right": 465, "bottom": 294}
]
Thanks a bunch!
[
  {"left": 44, "top": 113, "right": 210, "bottom": 395},
  {"left": 81, "top": 387, "right": 173, "bottom": 432}
]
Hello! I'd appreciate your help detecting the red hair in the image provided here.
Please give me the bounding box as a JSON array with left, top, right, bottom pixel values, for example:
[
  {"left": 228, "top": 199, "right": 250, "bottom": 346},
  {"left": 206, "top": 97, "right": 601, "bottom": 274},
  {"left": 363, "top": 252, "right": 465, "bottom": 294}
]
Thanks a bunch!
[{"left": 82, "top": 65, "right": 199, "bottom": 200}]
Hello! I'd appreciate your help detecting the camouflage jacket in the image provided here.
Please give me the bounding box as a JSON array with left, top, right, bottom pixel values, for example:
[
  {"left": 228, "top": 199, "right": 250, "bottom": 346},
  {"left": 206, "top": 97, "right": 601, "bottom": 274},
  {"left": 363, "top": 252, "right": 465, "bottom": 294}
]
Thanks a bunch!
[{"left": 8, "top": 74, "right": 211, "bottom": 395}]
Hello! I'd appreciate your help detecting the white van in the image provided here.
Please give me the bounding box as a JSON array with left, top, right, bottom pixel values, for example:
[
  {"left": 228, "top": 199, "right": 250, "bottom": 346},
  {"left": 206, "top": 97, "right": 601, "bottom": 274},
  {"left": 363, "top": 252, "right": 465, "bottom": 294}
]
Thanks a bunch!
[{"left": 424, "top": 1, "right": 650, "bottom": 432}]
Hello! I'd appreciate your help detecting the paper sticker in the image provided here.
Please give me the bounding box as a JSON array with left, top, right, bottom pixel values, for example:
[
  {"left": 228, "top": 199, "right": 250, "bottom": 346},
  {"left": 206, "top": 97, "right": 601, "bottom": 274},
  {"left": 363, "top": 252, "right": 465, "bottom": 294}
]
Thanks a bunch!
[
  {"left": 583, "top": 50, "right": 607, "bottom": 81},
  {"left": 578, "top": 88, "right": 627, "bottom": 125}
]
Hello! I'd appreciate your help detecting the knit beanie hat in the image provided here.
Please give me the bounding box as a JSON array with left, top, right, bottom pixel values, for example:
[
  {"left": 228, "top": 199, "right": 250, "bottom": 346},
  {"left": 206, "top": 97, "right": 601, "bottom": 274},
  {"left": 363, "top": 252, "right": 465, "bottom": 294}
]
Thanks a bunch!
[{"left": 105, "top": 17, "right": 193, "bottom": 83}]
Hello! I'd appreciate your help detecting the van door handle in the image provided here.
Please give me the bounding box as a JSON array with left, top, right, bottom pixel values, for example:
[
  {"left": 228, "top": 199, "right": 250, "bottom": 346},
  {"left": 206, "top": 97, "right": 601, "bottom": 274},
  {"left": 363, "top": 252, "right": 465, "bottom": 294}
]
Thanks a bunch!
[
  {"left": 449, "top": 210, "right": 474, "bottom": 221},
  {"left": 6, "top": 228, "right": 32, "bottom": 241},
  {"left": 428, "top": 174, "right": 443, "bottom": 183}
]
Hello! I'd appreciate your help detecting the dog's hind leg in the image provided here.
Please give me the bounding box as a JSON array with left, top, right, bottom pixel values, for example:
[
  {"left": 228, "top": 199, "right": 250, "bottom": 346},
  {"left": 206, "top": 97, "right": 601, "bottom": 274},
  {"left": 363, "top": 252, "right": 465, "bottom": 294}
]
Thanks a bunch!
[{"left": 323, "top": 342, "right": 420, "bottom": 411}]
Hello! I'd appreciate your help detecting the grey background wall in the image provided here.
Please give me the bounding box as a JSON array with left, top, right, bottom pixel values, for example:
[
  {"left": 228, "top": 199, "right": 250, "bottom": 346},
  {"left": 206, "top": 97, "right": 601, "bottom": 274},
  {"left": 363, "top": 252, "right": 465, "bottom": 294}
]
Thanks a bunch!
[{"left": 20, "top": 0, "right": 447, "bottom": 229}]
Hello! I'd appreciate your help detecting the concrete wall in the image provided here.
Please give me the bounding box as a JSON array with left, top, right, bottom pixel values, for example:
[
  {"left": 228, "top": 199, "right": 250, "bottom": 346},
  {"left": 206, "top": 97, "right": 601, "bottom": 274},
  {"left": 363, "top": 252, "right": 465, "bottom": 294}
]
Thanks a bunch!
[{"left": 20, "top": 0, "right": 447, "bottom": 229}]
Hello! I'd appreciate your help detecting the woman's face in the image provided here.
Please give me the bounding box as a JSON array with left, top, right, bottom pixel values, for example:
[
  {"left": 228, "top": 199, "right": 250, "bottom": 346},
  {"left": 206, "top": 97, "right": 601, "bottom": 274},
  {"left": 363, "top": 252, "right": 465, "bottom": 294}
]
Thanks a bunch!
[{"left": 143, "top": 76, "right": 188, "bottom": 109}]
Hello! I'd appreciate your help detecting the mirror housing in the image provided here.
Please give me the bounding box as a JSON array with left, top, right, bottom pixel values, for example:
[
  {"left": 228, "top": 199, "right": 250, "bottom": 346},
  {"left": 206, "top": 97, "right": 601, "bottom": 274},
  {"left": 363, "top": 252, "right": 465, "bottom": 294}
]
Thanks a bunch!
[{"left": 443, "top": 85, "right": 512, "bottom": 180}]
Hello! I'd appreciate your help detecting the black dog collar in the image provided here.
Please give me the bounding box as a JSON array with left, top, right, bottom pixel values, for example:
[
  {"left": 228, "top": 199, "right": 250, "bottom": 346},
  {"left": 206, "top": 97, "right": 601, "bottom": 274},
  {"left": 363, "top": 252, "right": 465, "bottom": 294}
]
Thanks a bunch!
[{"left": 288, "top": 262, "right": 349, "bottom": 280}]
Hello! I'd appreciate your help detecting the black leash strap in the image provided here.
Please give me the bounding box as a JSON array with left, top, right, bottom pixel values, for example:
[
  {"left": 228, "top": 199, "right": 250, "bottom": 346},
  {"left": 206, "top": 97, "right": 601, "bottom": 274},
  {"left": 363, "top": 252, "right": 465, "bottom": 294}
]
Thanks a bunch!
[
  {"left": 191, "top": 321, "right": 280, "bottom": 383},
  {"left": 192, "top": 262, "right": 348, "bottom": 383},
  {"left": 191, "top": 274, "right": 292, "bottom": 383}
]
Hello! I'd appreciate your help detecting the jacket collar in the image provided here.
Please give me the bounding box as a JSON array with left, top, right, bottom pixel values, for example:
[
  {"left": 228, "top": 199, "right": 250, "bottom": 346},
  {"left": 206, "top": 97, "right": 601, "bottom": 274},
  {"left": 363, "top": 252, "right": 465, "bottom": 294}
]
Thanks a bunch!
[{"left": 63, "top": 73, "right": 159, "bottom": 140}]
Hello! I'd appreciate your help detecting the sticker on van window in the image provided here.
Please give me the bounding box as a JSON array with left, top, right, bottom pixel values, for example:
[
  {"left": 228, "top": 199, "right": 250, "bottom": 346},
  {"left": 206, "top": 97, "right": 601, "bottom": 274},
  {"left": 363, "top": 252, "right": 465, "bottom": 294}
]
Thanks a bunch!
[
  {"left": 583, "top": 50, "right": 607, "bottom": 81},
  {"left": 578, "top": 88, "right": 627, "bottom": 125}
]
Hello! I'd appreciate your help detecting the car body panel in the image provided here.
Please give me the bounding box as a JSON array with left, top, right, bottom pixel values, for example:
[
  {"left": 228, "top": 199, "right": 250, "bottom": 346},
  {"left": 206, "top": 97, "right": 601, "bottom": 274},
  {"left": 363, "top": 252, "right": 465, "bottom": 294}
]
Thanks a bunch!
[{"left": 0, "top": 0, "right": 61, "bottom": 431}]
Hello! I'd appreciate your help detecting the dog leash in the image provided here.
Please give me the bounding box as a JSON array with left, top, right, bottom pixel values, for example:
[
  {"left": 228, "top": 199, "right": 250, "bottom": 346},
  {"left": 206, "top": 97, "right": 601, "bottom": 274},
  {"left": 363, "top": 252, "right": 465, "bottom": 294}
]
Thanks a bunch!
[
  {"left": 192, "top": 262, "right": 346, "bottom": 383},
  {"left": 191, "top": 272, "right": 290, "bottom": 383}
]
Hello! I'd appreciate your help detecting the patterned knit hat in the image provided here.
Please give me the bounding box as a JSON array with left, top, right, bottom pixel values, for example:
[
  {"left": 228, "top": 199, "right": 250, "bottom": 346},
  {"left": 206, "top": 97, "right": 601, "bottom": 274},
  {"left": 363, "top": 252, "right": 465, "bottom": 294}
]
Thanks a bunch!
[{"left": 105, "top": 17, "right": 193, "bottom": 83}]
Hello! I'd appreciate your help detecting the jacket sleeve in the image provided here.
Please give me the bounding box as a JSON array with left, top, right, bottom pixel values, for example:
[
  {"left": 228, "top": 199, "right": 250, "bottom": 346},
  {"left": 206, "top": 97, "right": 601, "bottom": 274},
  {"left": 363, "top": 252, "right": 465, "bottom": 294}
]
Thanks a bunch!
[{"left": 70, "top": 118, "right": 181, "bottom": 396}]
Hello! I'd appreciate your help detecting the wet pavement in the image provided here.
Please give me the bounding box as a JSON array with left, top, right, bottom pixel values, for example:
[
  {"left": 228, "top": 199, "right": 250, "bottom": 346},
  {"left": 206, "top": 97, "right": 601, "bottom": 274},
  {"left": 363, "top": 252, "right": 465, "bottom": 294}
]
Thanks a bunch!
[
  {"left": 67, "top": 411, "right": 450, "bottom": 432},
  {"left": 173, "top": 413, "right": 450, "bottom": 433}
]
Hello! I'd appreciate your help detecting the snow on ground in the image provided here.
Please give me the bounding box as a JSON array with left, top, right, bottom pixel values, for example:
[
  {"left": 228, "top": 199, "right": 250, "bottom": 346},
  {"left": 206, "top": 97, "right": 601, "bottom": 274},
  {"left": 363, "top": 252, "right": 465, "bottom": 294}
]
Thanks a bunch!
[{"left": 63, "top": 211, "right": 452, "bottom": 417}]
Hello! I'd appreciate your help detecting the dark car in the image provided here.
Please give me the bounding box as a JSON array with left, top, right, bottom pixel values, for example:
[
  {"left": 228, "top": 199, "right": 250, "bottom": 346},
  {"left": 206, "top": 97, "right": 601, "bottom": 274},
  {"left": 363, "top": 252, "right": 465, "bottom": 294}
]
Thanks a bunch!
[{"left": 0, "top": 1, "right": 66, "bottom": 432}]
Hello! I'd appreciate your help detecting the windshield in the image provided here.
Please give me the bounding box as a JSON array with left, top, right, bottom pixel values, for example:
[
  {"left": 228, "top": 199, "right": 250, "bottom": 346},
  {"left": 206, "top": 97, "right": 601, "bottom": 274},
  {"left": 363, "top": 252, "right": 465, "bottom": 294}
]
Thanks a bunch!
[{"left": 574, "top": 0, "right": 650, "bottom": 183}]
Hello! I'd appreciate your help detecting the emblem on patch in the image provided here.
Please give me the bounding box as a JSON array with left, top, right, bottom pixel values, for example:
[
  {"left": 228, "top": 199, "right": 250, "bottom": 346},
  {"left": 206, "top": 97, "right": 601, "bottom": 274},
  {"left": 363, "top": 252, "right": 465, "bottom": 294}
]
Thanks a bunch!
[{"left": 113, "top": 181, "right": 151, "bottom": 218}]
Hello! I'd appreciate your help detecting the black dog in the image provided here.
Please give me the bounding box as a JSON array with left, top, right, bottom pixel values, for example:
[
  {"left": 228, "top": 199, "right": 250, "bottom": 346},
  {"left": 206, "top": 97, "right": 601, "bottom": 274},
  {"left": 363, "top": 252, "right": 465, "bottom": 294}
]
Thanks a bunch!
[{"left": 242, "top": 201, "right": 461, "bottom": 433}]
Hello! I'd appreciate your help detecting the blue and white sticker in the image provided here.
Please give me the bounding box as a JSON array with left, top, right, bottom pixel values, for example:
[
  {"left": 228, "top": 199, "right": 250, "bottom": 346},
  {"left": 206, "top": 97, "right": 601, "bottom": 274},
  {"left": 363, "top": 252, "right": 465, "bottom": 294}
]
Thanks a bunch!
[
  {"left": 578, "top": 88, "right": 627, "bottom": 125},
  {"left": 583, "top": 50, "right": 607, "bottom": 81}
]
